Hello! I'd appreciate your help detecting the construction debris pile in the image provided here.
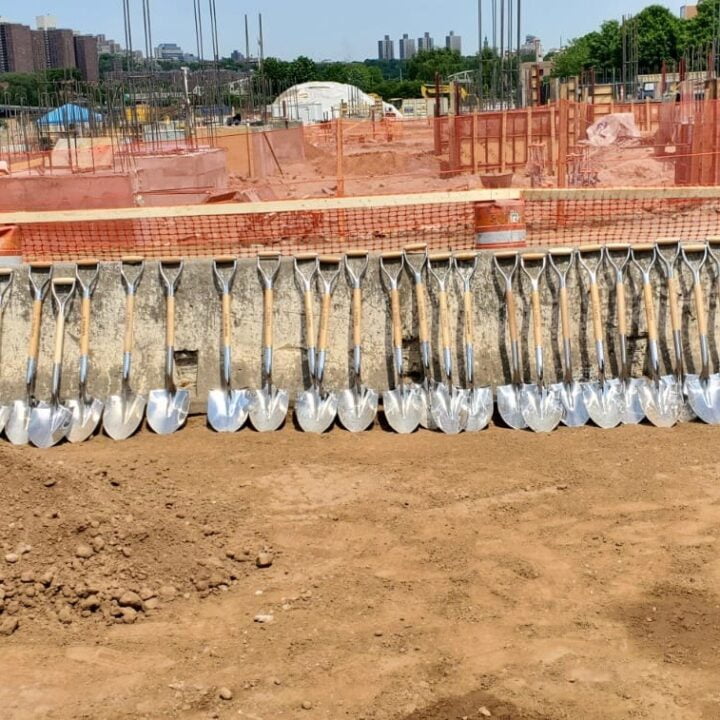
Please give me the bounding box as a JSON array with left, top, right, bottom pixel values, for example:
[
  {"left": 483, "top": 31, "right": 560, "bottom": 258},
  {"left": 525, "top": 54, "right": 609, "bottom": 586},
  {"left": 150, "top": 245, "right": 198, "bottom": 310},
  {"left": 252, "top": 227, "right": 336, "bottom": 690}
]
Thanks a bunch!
[{"left": 0, "top": 241, "right": 717, "bottom": 447}]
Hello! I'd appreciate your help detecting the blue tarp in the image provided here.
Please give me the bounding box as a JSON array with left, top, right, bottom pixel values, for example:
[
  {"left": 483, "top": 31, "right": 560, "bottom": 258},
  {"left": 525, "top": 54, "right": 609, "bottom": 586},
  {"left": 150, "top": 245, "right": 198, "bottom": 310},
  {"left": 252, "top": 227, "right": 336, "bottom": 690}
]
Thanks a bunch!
[{"left": 38, "top": 103, "right": 102, "bottom": 126}]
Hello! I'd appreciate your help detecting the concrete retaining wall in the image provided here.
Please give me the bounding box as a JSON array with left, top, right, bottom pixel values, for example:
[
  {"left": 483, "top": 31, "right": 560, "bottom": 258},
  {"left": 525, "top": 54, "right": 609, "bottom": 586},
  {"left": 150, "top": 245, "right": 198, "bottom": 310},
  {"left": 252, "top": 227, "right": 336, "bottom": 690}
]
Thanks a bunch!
[{"left": 0, "top": 254, "right": 715, "bottom": 415}]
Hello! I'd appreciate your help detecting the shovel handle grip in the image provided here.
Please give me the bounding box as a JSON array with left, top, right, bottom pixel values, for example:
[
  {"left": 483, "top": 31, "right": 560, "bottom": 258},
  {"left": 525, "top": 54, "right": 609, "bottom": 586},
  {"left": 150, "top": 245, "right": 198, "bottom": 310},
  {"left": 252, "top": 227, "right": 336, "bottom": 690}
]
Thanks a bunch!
[
  {"left": 123, "top": 293, "right": 136, "bottom": 354},
  {"left": 438, "top": 290, "right": 451, "bottom": 351},
  {"left": 463, "top": 291, "right": 473, "bottom": 345},
  {"left": 166, "top": 295, "right": 176, "bottom": 347},
  {"left": 694, "top": 280, "right": 708, "bottom": 337},
  {"left": 506, "top": 289, "right": 519, "bottom": 343},
  {"left": 668, "top": 275, "right": 681, "bottom": 334},
  {"left": 221, "top": 291, "right": 232, "bottom": 348},
  {"left": 559, "top": 286, "right": 571, "bottom": 341},
  {"left": 415, "top": 282, "right": 429, "bottom": 343},
  {"left": 643, "top": 280, "right": 658, "bottom": 342},
  {"left": 80, "top": 296, "right": 91, "bottom": 357},
  {"left": 28, "top": 298, "right": 43, "bottom": 361},
  {"left": 304, "top": 290, "right": 315, "bottom": 352},
  {"left": 590, "top": 281, "right": 604, "bottom": 344},
  {"left": 263, "top": 288, "right": 274, "bottom": 348},
  {"left": 616, "top": 281, "right": 627, "bottom": 336},
  {"left": 318, "top": 292, "right": 331, "bottom": 352},
  {"left": 531, "top": 288, "right": 543, "bottom": 350},
  {"left": 390, "top": 288, "right": 402, "bottom": 350},
  {"left": 352, "top": 287, "right": 362, "bottom": 347}
]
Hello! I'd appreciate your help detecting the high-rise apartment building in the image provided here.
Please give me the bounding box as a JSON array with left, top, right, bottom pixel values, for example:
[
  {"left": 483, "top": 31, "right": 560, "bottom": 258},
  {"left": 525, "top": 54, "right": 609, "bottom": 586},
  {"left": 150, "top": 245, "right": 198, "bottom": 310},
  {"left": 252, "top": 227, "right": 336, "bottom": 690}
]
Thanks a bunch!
[
  {"left": 0, "top": 22, "right": 35, "bottom": 73},
  {"left": 445, "top": 30, "right": 462, "bottom": 54},
  {"left": 399, "top": 33, "right": 416, "bottom": 60},
  {"left": 74, "top": 35, "right": 99, "bottom": 81},
  {"left": 30, "top": 29, "right": 46, "bottom": 70},
  {"left": 417, "top": 32, "right": 434, "bottom": 52},
  {"left": 46, "top": 28, "right": 76, "bottom": 69},
  {"left": 377, "top": 34, "right": 394, "bottom": 61},
  {"left": 96, "top": 34, "right": 122, "bottom": 55}
]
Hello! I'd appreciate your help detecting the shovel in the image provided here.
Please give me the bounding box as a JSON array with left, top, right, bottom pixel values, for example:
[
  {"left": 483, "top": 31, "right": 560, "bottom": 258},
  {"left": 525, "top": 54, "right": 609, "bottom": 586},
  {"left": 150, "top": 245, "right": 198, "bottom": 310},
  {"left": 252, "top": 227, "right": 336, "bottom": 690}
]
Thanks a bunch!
[
  {"left": 67, "top": 260, "right": 103, "bottom": 443},
  {"left": 338, "top": 250, "right": 378, "bottom": 432},
  {"left": 656, "top": 239, "right": 694, "bottom": 421},
  {"left": 631, "top": 245, "right": 682, "bottom": 428},
  {"left": 0, "top": 268, "right": 14, "bottom": 434},
  {"left": 6, "top": 263, "right": 53, "bottom": 446},
  {"left": 147, "top": 259, "right": 190, "bottom": 435},
  {"left": 404, "top": 244, "right": 434, "bottom": 429},
  {"left": 103, "top": 257, "right": 146, "bottom": 440},
  {"left": 249, "top": 252, "right": 289, "bottom": 432},
  {"left": 519, "top": 252, "right": 563, "bottom": 433},
  {"left": 494, "top": 251, "right": 529, "bottom": 430},
  {"left": 577, "top": 245, "right": 623, "bottom": 429},
  {"left": 605, "top": 244, "right": 644, "bottom": 424},
  {"left": 294, "top": 254, "right": 318, "bottom": 383},
  {"left": 547, "top": 249, "right": 589, "bottom": 427},
  {"left": 208, "top": 256, "right": 253, "bottom": 432},
  {"left": 453, "top": 251, "right": 492, "bottom": 432},
  {"left": 380, "top": 251, "right": 422, "bottom": 433},
  {"left": 681, "top": 243, "right": 720, "bottom": 424},
  {"left": 295, "top": 255, "right": 341, "bottom": 433},
  {"left": 28, "top": 277, "right": 76, "bottom": 448},
  {"left": 427, "top": 252, "right": 469, "bottom": 434}
]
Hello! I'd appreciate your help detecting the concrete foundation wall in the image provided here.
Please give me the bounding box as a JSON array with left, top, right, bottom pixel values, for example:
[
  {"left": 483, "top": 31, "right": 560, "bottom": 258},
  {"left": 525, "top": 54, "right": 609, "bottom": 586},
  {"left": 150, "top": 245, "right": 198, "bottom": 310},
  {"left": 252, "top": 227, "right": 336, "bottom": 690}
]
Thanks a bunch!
[{"left": 0, "top": 254, "right": 713, "bottom": 416}]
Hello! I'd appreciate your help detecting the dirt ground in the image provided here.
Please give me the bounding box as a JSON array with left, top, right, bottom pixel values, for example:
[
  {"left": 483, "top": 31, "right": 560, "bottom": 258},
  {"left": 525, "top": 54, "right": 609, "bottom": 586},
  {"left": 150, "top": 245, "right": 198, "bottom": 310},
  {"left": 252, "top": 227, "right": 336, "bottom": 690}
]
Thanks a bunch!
[{"left": 1, "top": 418, "right": 720, "bottom": 720}]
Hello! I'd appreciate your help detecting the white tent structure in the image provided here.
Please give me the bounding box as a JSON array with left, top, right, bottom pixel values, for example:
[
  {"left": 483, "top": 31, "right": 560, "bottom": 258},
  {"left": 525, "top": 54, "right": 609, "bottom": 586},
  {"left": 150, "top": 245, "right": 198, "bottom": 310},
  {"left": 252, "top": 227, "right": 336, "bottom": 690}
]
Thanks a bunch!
[{"left": 271, "top": 81, "right": 401, "bottom": 124}]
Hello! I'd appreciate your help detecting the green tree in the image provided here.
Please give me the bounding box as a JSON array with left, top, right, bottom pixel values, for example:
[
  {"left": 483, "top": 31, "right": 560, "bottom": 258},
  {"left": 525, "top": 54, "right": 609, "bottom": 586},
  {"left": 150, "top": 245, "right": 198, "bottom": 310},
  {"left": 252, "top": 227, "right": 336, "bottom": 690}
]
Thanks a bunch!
[
  {"left": 406, "top": 48, "right": 469, "bottom": 82},
  {"left": 632, "top": 4, "right": 681, "bottom": 70}
]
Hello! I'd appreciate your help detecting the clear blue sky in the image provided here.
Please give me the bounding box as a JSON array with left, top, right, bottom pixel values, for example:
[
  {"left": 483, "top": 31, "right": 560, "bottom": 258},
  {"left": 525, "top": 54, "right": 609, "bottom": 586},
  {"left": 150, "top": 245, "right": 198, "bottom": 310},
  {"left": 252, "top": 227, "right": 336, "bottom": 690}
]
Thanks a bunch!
[{"left": 3, "top": 1, "right": 684, "bottom": 60}]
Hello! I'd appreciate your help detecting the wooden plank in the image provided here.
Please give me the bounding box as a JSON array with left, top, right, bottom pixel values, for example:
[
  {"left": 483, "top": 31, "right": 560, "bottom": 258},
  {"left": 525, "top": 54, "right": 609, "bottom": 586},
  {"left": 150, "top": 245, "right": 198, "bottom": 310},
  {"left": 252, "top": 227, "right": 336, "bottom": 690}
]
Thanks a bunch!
[
  {"left": 523, "top": 186, "right": 720, "bottom": 201},
  {"left": 471, "top": 113, "right": 478, "bottom": 174},
  {"left": 500, "top": 111, "right": 507, "bottom": 173},
  {"left": 557, "top": 99, "right": 569, "bottom": 188},
  {"left": 0, "top": 189, "right": 523, "bottom": 226}
]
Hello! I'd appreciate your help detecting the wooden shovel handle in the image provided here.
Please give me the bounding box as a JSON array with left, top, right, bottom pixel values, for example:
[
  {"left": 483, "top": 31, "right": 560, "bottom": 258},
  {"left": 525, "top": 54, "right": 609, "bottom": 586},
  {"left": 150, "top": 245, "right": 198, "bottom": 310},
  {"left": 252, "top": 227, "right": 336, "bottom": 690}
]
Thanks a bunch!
[
  {"left": 222, "top": 291, "right": 232, "bottom": 348},
  {"left": 80, "top": 296, "right": 91, "bottom": 357},
  {"left": 531, "top": 288, "right": 543, "bottom": 350},
  {"left": 352, "top": 287, "right": 362, "bottom": 347},
  {"left": 54, "top": 308, "right": 67, "bottom": 365},
  {"left": 616, "top": 281, "right": 627, "bottom": 336},
  {"left": 668, "top": 275, "right": 681, "bottom": 334},
  {"left": 263, "top": 287, "right": 274, "bottom": 348},
  {"left": 438, "top": 290, "right": 451, "bottom": 351},
  {"left": 506, "top": 288, "right": 519, "bottom": 343},
  {"left": 318, "top": 292, "right": 331, "bottom": 352},
  {"left": 415, "top": 282, "right": 429, "bottom": 343},
  {"left": 390, "top": 288, "right": 402, "bottom": 350},
  {"left": 28, "top": 299, "right": 43, "bottom": 360},
  {"left": 166, "top": 295, "right": 175, "bottom": 347},
  {"left": 643, "top": 280, "right": 658, "bottom": 342},
  {"left": 559, "top": 286, "right": 571, "bottom": 341},
  {"left": 304, "top": 290, "right": 315, "bottom": 351},
  {"left": 589, "top": 281, "right": 604, "bottom": 344},
  {"left": 694, "top": 279, "right": 708, "bottom": 337},
  {"left": 463, "top": 291, "right": 473, "bottom": 345},
  {"left": 123, "top": 293, "right": 136, "bottom": 354}
]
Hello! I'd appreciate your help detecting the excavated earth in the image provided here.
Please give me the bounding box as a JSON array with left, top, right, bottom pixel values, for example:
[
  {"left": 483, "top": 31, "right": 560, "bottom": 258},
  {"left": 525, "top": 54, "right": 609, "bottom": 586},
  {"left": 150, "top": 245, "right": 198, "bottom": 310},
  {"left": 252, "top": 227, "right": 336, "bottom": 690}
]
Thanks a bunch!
[{"left": 1, "top": 418, "right": 720, "bottom": 719}]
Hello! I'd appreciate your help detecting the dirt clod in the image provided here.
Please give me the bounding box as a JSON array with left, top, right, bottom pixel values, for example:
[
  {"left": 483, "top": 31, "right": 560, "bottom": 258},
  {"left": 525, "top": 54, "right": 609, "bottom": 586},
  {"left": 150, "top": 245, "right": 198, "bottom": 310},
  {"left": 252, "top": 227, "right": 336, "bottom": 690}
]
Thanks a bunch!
[
  {"left": 218, "top": 687, "right": 233, "bottom": 700},
  {"left": 256, "top": 551, "right": 273, "bottom": 568}
]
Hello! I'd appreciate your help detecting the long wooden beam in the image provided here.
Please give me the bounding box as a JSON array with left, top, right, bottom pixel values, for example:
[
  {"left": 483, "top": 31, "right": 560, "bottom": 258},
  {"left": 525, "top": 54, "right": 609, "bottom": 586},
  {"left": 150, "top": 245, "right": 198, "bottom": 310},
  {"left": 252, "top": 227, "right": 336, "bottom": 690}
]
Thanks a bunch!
[{"left": 523, "top": 186, "right": 720, "bottom": 201}]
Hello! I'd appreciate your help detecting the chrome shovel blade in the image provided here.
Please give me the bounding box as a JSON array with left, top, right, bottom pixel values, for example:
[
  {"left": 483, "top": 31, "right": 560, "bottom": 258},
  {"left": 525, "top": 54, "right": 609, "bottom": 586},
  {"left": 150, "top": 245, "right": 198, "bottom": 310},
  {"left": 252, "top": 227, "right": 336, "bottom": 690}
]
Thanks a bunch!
[
  {"left": 295, "top": 389, "right": 337, "bottom": 433},
  {"left": 521, "top": 385, "right": 563, "bottom": 433},
  {"left": 5, "top": 401, "right": 31, "bottom": 445},
  {"left": 207, "top": 388, "right": 252, "bottom": 433},
  {"left": 639, "top": 377, "right": 682, "bottom": 428},
  {"left": 383, "top": 388, "right": 422, "bottom": 434},
  {"left": 67, "top": 397, "right": 104, "bottom": 443},
  {"left": 430, "top": 385, "right": 469, "bottom": 435},
  {"left": 338, "top": 387, "right": 379, "bottom": 432},
  {"left": 250, "top": 388, "right": 288, "bottom": 432},
  {"left": 147, "top": 388, "right": 190, "bottom": 435},
  {"left": 28, "top": 402, "right": 73, "bottom": 448},
  {"left": 418, "top": 387, "right": 434, "bottom": 430},
  {"left": 551, "top": 381, "right": 589, "bottom": 427},
  {"left": 0, "top": 404, "right": 9, "bottom": 436},
  {"left": 582, "top": 380, "right": 623, "bottom": 429},
  {"left": 497, "top": 383, "right": 528, "bottom": 430},
  {"left": 103, "top": 392, "right": 147, "bottom": 440},
  {"left": 465, "top": 387, "right": 493, "bottom": 432},
  {"left": 620, "top": 378, "right": 645, "bottom": 425},
  {"left": 685, "top": 374, "right": 720, "bottom": 425}
]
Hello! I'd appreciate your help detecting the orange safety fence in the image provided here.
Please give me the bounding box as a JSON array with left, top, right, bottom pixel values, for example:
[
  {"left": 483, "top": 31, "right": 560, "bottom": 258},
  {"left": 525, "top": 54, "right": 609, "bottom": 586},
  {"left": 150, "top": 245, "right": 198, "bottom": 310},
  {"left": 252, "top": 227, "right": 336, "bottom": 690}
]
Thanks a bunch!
[{"left": 3, "top": 187, "right": 720, "bottom": 262}]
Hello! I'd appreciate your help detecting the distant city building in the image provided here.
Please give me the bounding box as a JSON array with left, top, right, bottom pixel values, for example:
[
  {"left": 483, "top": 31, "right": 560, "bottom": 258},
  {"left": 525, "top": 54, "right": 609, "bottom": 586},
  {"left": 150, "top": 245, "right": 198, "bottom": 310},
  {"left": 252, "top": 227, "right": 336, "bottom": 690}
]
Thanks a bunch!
[
  {"left": 378, "top": 34, "right": 394, "bottom": 61},
  {"left": 417, "top": 32, "right": 434, "bottom": 52},
  {"left": 399, "top": 33, "right": 416, "bottom": 60},
  {"left": 30, "top": 29, "right": 46, "bottom": 69},
  {"left": 155, "top": 42, "right": 185, "bottom": 61},
  {"left": 74, "top": 35, "right": 98, "bottom": 81},
  {"left": 680, "top": 5, "right": 698, "bottom": 19},
  {"left": 520, "top": 34, "right": 542, "bottom": 60},
  {"left": 445, "top": 30, "right": 461, "bottom": 54},
  {"left": 36, "top": 15, "right": 57, "bottom": 31},
  {"left": 46, "top": 28, "right": 76, "bottom": 69},
  {"left": 230, "top": 49, "right": 245, "bottom": 62},
  {"left": 0, "top": 22, "right": 34, "bottom": 73},
  {"left": 96, "top": 34, "right": 122, "bottom": 55}
]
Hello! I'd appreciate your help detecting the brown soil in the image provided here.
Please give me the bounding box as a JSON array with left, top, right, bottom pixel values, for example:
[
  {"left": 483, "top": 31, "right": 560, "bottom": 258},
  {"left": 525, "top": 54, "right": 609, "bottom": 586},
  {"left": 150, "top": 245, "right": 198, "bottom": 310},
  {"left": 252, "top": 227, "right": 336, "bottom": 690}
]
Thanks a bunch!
[{"left": 2, "top": 419, "right": 720, "bottom": 719}]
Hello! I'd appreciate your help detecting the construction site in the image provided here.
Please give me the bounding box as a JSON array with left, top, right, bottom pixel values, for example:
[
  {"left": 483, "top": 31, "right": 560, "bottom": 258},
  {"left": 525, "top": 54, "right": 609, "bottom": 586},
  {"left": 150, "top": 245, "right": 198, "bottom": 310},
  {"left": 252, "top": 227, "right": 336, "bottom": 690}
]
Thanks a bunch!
[{"left": 3, "top": 2, "right": 720, "bottom": 719}]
